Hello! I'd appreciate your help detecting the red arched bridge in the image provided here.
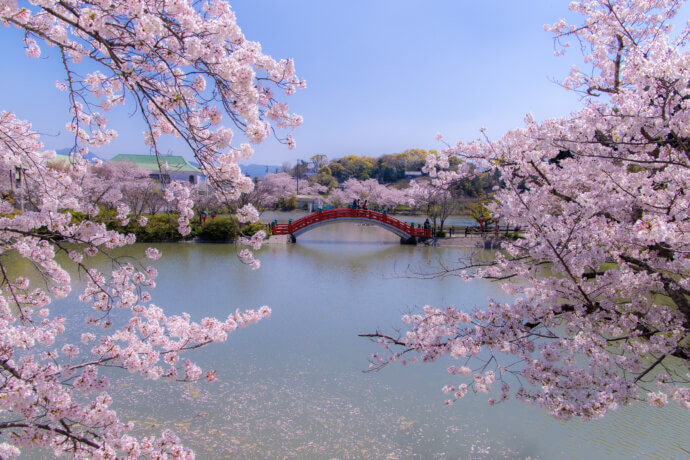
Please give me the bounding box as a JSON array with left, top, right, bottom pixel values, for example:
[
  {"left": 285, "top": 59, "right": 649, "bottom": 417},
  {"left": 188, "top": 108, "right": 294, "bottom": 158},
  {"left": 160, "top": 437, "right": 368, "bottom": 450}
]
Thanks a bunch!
[{"left": 270, "top": 208, "right": 432, "bottom": 244}]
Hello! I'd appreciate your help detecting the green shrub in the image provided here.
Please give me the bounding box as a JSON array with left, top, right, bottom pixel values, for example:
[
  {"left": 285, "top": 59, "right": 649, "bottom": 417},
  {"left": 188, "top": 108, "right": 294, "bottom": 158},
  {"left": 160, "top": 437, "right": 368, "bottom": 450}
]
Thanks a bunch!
[
  {"left": 68, "top": 210, "right": 88, "bottom": 224},
  {"left": 110, "top": 214, "right": 183, "bottom": 242},
  {"left": 283, "top": 194, "right": 298, "bottom": 210},
  {"left": 69, "top": 211, "right": 270, "bottom": 242},
  {"left": 196, "top": 216, "right": 239, "bottom": 241},
  {"left": 68, "top": 211, "right": 184, "bottom": 242},
  {"left": 435, "top": 230, "right": 447, "bottom": 238},
  {"left": 96, "top": 208, "right": 119, "bottom": 225},
  {"left": 99, "top": 209, "right": 128, "bottom": 233},
  {"left": 139, "top": 214, "right": 184, "bottom": 241},
  {"left": 241, "top": 222, "right": 271, "bottom": 237}
]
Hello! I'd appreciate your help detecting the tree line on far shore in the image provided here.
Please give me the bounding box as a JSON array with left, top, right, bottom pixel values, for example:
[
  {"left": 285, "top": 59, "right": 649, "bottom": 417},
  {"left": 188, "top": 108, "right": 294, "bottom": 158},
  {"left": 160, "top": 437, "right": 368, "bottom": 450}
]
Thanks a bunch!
[
  {"left": 4, "top": 150, "right": 501, "bottom": 236},
  {"left": 284, "top": 149, "right": 499, "bottom": 199}
]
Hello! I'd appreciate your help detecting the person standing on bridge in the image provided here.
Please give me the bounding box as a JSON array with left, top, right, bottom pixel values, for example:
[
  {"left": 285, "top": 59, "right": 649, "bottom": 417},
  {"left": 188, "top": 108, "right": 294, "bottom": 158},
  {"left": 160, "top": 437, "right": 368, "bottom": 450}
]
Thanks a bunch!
[{"left": 362, "top": 200, "right": 368, "bottom": 210}]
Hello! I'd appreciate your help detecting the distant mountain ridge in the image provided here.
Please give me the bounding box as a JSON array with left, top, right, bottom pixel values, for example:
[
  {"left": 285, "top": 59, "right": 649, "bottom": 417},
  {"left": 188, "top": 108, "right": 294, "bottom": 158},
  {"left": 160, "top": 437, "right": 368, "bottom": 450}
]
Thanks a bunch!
[
  {"left": 187, "top": 160, "right": 281, "bottom": 178},
  {"left": 239, "top": 164, "right": 281, "bottom": 178},
  {"left": 187, "top": 161, "right": 281, "bottom": 178},
  {"left": 187, "top": 160, "right": 283, "bottom": 178},
  {"left": 56, "top": 148, "right": 103, "bottom": 163}
]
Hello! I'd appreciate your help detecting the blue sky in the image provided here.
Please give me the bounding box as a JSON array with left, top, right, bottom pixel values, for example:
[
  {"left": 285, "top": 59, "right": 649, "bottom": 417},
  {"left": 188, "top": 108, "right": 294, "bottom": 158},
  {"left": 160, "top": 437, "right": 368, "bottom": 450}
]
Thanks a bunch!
[{"left": 0, "top": 1, "right": 618, "bottom": 166}]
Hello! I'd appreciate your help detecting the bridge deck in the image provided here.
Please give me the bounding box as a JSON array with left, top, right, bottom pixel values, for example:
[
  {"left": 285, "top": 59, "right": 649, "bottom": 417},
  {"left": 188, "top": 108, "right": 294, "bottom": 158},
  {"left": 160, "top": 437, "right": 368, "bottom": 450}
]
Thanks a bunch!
[{"left": 270, "top": 208, "right": 432, "bottom": 239}]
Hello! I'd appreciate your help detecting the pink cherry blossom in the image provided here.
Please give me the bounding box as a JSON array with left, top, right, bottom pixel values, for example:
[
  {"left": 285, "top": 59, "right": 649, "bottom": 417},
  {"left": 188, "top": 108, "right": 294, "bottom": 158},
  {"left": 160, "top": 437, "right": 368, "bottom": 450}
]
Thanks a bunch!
[
  {"left": 365, "top": 0, "right": 690, "bottom": 421},
  {"left": 0, "top": 0, "right": 297, "bottom": 456}
]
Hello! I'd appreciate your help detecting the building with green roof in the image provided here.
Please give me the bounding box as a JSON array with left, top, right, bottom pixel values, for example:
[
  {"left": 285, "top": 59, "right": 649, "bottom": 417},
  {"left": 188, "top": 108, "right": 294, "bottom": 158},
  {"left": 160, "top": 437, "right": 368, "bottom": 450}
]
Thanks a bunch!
[{"left": 108, "top": 154, "right": 205, "bottom": 185}]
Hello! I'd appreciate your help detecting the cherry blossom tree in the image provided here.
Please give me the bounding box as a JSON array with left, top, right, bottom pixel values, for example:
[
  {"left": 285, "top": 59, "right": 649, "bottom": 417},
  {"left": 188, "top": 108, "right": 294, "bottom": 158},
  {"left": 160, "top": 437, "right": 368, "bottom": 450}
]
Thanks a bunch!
[
  {"left": 252, "top": 172, "right": 325, "bottom": 209},
  {"left": 252, "top": 172, "right": 297, "bottom": 208},
  {"left": 327, "top": 178, "right": 407, "bottom": 209},
  {"left": 365, "top": 0, "right": 690, "bottom": 420},
  {"left": 79, "top": 160, "right": 165, "bottom": 217},
  {"left": 0, "top": 0, "right": 302, "bottom": 456},
  {"left": 406, "top": 179, "right": 457, "bottom": 230}
]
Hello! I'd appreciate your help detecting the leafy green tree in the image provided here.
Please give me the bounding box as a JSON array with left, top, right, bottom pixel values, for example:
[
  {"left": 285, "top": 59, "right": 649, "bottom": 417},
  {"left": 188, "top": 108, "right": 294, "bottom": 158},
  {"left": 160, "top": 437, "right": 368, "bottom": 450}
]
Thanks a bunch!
[
  {"left": 398, "top": 148, "right": 429, "bottom": 171},
  {"left": 339, "top": 155, "right": 377, "bottom": 180},
  {"left": 314, "top": 170, "right": 338, "bottom": 190},
  {"left": 327, "top": 161, "right": 346, "bottom": 181},
  {"left": 310, "top": 154, "right": 328, "bottom": 172},
  {"left": 463, "top": 199, "right": 494, "bottom": 228},
  {"left": 378, "top": 154, "right": 405, "bottom": 182}
]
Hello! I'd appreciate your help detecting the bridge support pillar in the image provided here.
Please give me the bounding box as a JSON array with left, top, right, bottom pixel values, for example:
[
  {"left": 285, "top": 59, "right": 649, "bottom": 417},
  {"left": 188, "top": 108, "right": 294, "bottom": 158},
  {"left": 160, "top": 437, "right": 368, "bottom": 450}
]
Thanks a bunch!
[
  {"left": 400, "top": 236, "right": 417, "bottom": 245},
  {"left": 289, "top": 234, "right": 296, "bottom": 243}
]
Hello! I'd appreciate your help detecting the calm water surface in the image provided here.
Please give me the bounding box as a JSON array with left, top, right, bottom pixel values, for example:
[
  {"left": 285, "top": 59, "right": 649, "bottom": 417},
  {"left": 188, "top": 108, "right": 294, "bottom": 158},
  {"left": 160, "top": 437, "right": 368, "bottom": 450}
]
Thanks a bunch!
[{"left": 15, "top": 222, "right": 690, "bottom": 459}]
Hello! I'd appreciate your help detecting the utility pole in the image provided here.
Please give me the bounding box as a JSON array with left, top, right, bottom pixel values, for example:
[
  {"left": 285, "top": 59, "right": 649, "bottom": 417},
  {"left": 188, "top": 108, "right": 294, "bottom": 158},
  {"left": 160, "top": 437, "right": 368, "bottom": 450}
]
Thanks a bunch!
[
  {"left": 296, "top": 158, "right": 300, "bottom": 195},
  {"left": 294, "top": 158, "right": 308, "bottom": 195}
]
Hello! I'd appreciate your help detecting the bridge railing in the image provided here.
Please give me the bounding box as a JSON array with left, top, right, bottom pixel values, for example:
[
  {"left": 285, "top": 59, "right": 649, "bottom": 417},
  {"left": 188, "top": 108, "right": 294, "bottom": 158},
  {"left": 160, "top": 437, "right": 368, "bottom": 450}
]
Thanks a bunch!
[{"left": 269, "top": 208, "right": 432, "bottom": 238}]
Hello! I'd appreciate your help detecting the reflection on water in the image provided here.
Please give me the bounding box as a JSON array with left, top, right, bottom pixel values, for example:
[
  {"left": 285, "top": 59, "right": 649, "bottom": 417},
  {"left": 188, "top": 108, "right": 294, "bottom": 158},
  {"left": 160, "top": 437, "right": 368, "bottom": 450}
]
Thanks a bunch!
[{"left": 11, "top": 223, "right": 690, "bottom": 459}]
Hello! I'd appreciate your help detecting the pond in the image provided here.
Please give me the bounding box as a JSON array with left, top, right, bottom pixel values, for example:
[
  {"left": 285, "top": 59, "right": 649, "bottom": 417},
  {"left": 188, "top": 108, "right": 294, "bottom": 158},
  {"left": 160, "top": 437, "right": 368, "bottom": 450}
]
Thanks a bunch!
[{"left": 12, "top": 222, "right": 690, "bottom": 459}]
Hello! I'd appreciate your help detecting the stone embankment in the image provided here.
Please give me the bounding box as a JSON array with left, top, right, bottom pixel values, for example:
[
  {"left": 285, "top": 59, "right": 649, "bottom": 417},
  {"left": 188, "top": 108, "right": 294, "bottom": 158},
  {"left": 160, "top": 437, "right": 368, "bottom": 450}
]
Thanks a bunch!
[
  {"left": 265, "top": 234, "right": 505, "bottom": 248},
  {"left": 424, "top": 236, "right": 504, "bottom": 249}
]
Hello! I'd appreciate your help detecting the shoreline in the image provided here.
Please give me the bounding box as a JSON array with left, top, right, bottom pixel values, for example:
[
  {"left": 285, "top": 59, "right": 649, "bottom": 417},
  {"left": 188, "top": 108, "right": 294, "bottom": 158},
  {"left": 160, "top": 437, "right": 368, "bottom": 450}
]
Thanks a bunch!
[
  {"left": 263, "top": 234, "right": 504, "bottom": 248},
  {"left": 422, "top": 236, "right": 505, "bottom": 248}
]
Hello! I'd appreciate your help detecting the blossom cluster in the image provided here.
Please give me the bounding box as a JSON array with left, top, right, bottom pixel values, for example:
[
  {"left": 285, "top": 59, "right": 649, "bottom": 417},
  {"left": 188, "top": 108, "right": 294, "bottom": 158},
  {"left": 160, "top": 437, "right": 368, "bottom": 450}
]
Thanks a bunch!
[
  {"left": 251, "top": 172, "right": 327, "bottom": 208},
  {"left": 0, "top": 0, "right": 300, "bottom": 456},
  {"left": 367, "top": 0, "right": 690, "bottom": 420},
  {"left": 327, "top": 178, "right": 407, "bottom": 208}
]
